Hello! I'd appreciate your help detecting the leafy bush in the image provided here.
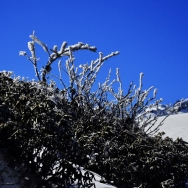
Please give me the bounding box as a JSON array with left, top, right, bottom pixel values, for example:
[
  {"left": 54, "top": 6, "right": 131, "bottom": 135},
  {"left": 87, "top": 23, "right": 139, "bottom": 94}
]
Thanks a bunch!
[{"left": 0, "top": 32, "right": 187, "bottom": 188}]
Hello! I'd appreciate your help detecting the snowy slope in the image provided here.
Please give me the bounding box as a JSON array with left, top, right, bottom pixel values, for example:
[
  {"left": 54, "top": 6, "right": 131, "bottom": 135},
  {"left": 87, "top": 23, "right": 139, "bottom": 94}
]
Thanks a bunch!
[{"left": 152, "top": 113, "right": 188, "bottom": 142}]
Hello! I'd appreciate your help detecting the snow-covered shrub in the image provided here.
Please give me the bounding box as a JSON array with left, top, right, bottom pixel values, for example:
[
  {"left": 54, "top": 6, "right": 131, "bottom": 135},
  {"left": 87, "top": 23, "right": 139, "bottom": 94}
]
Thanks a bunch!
[
  {"left": 0, "top": 71, "right": 96, "bottom": 187},
  {"left": 19, "top": 31, "right": 170, "bottom": 135},
  {"left": 0, "top": 32, "right": 187, "bottom": 187},
  {"left": 173, "top": 99, "right": 188, "bottom": 113}
]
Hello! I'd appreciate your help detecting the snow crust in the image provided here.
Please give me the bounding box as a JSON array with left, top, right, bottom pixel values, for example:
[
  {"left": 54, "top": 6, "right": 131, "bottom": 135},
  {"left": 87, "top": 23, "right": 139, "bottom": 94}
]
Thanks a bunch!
[{"left": 154, "top": 113, "right": 188, "bottom": 142}]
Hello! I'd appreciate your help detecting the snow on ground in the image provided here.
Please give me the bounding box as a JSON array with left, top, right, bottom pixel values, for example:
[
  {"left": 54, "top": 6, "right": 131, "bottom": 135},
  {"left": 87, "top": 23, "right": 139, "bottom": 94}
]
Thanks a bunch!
[
  {"left": 0, "top": 155, "right": 20, "bottom": 188},
  {"left": 153, "top": 113, "right": 188, "bottom": 142},
  {"left": 70, "top": 167, "right": 116, "bottom": 188},
  {"left": 0, "top": 113, "right": 188, "bottom": 188},
  {"left": 0, "top": 158, "right": 116, "bottom": 188}
]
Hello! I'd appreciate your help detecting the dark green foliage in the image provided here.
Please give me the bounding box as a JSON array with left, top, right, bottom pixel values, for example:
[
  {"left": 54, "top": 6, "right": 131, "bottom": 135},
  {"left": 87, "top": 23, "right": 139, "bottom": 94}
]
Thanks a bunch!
[
  {"left": 1, "top": 32, "right": 186, "bottom": 188},
  {"left": 0, "top": 72, "right": 95, "bottom": 187},
  {"left": 0, "top": 71, "right": 188, "bottom": 188}
]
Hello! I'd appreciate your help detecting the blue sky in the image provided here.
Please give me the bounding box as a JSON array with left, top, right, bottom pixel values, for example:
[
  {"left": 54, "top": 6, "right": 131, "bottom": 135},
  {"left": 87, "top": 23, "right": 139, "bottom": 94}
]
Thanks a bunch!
[{"left": 0, "top": 1, "right": 188, "bottom": 104}]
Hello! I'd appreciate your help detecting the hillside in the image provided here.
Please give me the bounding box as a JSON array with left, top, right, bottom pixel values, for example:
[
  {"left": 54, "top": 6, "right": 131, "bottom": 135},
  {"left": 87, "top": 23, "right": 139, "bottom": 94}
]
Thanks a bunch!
[
  {"left": 157, "top": 113, "right": 188, "bottom": 142},
  {"left": 1, "top": 111, "right": 188, "bottom": 188},
  {"left": 0, "top": 32, "right": 188, "bottom": 187}
]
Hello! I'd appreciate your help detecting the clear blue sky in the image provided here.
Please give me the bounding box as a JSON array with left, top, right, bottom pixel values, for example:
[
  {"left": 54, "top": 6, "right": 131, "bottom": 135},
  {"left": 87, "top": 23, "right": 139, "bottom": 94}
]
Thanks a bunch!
[{"left": 0, "top": 1, "right": 188, "bottom": 104}]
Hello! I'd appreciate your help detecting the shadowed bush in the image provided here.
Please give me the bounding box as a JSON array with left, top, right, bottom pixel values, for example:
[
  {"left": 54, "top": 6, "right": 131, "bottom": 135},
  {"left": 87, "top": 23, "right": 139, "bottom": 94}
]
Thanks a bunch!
[{"left": 0, "top": 32, "right": 187, "bottom": 188}]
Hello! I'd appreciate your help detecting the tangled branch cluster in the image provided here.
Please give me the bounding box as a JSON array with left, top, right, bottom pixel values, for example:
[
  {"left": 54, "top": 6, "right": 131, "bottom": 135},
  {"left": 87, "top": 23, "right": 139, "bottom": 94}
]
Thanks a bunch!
[{"left": 0, "top": 32, "right": 187, "bottom": 187}]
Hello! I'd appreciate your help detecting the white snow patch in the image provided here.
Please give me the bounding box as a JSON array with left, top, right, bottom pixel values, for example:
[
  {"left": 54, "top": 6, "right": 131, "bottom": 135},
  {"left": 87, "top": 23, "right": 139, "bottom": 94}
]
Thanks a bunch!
[{"left": 152, "top": 113, "right": 188, "bottom": 142}]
